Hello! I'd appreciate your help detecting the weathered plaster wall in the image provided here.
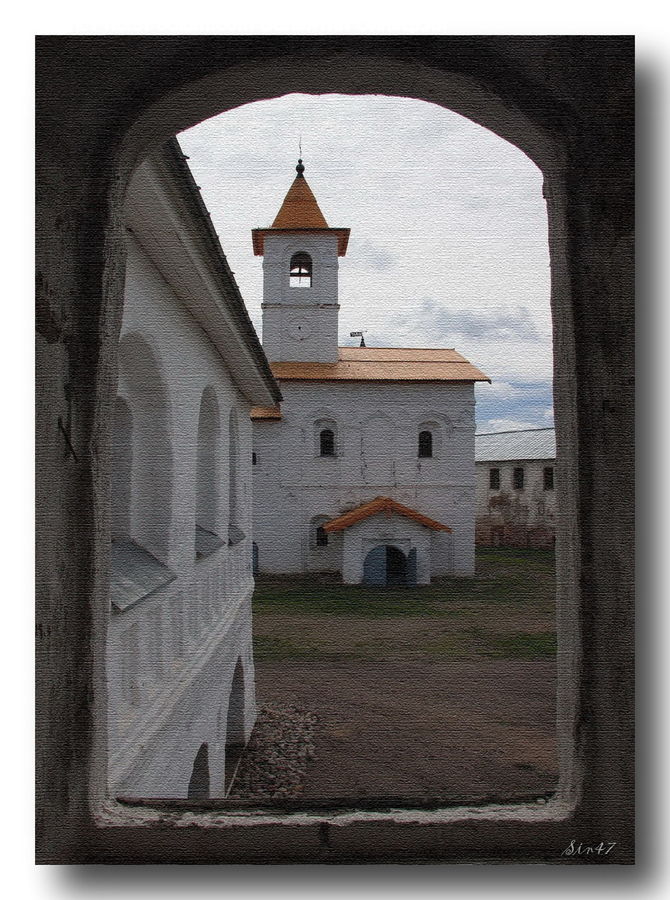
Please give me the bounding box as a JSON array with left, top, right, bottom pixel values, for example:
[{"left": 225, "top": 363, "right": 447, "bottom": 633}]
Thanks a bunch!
[
  {"left": 108, "top": 229, "right": 258, "bottom": 799},
  {"left": 35, "top": 36, "right": 634, "bottom": 864},
  {"left": 252, "top": 380, "right": 476, "bottom": 576},
  {"left": 475, "top": 458, "right": 557, "bottom": 526}
]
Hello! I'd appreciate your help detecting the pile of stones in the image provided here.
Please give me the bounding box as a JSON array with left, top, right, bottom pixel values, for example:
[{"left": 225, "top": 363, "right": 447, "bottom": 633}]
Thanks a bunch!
[{"left": 227, "top": 702, "right": 318, "bottom": 800}]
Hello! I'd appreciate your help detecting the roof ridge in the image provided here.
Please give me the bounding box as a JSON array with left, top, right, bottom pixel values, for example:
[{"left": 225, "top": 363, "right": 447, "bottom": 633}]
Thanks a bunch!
[
  {"left": 476, "top": 427, "right": 555, "bottom": 435},
  {"left": 339, "top": 346, "right": 458, "bottom": 351}
]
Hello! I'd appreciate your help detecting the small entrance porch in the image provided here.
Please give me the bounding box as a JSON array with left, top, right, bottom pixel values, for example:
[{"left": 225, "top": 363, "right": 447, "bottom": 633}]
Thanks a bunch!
[{"left": 324, "top": 496, "right": 452, "bottom": 586}]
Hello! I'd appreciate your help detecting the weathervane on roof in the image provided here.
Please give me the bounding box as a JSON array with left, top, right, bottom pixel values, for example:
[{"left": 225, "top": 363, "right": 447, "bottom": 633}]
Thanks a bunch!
[{"left": 350, "top": 330, "right": 367, "bottom": 347}]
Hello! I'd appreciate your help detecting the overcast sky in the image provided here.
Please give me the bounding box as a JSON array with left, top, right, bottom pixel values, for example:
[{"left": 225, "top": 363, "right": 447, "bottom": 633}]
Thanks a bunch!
[{"left": 179, "top": 93, "right": 554, "bottom": 433}]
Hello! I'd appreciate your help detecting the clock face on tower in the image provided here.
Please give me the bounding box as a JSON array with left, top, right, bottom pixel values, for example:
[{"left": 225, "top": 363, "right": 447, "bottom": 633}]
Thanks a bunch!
[{"left": 288, "top": 318, "right": 310, "bottom": 341}]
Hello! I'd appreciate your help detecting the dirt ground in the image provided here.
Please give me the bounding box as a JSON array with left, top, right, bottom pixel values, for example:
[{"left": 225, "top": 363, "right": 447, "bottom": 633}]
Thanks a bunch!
[
  {"left": 254, "top": 659, "right": 557, "bottom": 803},
  {"left": 249, "top": 551, "right": 558, "bottom": 803}
]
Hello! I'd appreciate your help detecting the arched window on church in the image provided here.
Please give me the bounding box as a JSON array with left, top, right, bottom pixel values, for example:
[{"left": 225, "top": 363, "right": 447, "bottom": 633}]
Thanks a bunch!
[
  {"left": 418, "top": 430, "right": 433, "bottom": 458},
  {"left": 310, "top": 516, "right": 331, "bottom": 550},
  {"left": 289, "top": 252, "right": 312, "bottom": 288},
  {"left": 320, "top": 428, "right": 335, "bottom": 457}
]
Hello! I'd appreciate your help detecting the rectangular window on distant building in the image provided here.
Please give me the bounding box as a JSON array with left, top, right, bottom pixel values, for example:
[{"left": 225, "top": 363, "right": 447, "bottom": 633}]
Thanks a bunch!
[
  {"left": 489, "top": 468, "right": 500, "bottom": 489},
  {"left": 513, "top": 467, "right": 525, "bottom": 490},
  {"left": 543, "top": 466, "right": 554, "bottom": 490}
]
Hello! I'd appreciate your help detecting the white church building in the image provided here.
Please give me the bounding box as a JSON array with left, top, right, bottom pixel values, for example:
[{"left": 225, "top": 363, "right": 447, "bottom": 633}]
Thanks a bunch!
[
  {"left": 107, "top": 138, "right": 281, "bottom": 800},
  {"left": 251, "top": 161, "right": 490, "bottom": 584}
]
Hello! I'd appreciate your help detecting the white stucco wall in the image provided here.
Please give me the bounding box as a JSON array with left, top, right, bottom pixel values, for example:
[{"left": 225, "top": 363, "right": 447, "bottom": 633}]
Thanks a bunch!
[
  {"left": 253, "top": 380, "right": 476, "bottom": 578},
  {"left": 261, "top": 233, "right": 340, "bottom": 363},
  {"left": 107, "top": 230, "right": 261, "bottom": 799}
]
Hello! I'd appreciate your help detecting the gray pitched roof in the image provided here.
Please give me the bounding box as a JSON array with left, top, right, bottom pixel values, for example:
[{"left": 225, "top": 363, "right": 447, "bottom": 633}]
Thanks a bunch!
[{"left": 475, "top": 427, "right": 556, "bottom": 462}]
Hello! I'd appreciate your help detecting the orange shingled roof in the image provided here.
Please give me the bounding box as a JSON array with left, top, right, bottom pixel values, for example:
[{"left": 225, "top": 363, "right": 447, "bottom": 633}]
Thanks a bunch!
[
  {"left": 270, "top": 346, "right": 490, "bottom": 383},
  {"left": 250, "top": 405, "right": 282, "bottom": 420},
  {"left": 324, "top": 496, "right": 452, "bottom": 533},
  {"left": 271, "top": 174, "right": 329, "bottom": 229},
  {"left": 251, "top": 169, "right": 350, "bottom": 256}
]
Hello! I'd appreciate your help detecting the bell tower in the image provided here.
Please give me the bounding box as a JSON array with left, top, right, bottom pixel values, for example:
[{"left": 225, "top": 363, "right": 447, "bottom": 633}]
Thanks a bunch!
[{"left": 252, "top": 160, "right": 350, "bottom": 363}]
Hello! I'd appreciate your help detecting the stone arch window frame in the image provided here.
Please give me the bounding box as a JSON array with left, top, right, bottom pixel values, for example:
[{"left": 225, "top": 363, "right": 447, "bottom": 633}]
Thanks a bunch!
[
  {"left": 309, "top": 514, "right": 332, "bottom": 550},
  {"left": 289, "top": 250, "right": 313, "bottom": 288},
  {"left": 313, "top": 415, "right": 339, "bottom": 459},
  {"left": 416, "top": 420, "right": 444, "bottom": 460},
  {"left": 36, "top": 38, "right": 634, "bottom": 865}
]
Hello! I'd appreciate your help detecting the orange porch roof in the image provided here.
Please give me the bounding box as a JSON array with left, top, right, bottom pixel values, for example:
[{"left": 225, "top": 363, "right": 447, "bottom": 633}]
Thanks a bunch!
[{"left": 324, "top": 496, "right": 452, "bottom": 534}]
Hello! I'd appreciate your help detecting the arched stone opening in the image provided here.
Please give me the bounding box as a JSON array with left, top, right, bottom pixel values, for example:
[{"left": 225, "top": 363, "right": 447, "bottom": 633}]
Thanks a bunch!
[
  {"left": 35, "top": 39, "right": 634, "bottom": 861},
  {"left": 187, "top": 742, "right": 210, "bottom": 801},
  {"left": 116, "top": 331, "right": 174, "bottom": 564},
  {"left": 109, "top": 55, "right": 571, "bottom": 802},
  {"left": 224, "top": 659, "right": 246, "bottom": 794},
  {"left": 227, "top": 408, "right": 244, "bottom": 545},
  {"left": 111, "top": 397, "right": 133, "bottom": 541},
  {"left": 195, "top": 386, "right": 223, "bottom": 559}
]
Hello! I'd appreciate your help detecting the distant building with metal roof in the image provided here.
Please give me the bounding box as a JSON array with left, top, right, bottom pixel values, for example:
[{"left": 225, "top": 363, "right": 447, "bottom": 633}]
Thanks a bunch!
[
  {"left": 475, "top": 428, "right": 556, "bottom": 549},
  {"left": 475, "top": 427, "right": 556, "bottom": 463}
]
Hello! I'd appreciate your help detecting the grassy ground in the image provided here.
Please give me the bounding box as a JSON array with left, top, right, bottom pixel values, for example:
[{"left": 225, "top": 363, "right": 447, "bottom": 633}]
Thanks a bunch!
[{"left": 252, "top": 549, "right": 556, "bottom": 663}]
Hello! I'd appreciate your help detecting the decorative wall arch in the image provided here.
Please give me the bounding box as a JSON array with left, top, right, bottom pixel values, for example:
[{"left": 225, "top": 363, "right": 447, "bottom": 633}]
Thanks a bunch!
[
  {"left": 111, "top": 396, "right": 133, "bottom": 540},
  {"left": 227, "top": 407, "right": 242, "bottom": 542},
  {"left": 313, "top": 416, "right": 339, "bottom": 458},
  {"left": 117, "top": 331, "right": 174, "bottom": 563},
  {"left": 195, "top": 385, "right": 222, "bottom": 537}
]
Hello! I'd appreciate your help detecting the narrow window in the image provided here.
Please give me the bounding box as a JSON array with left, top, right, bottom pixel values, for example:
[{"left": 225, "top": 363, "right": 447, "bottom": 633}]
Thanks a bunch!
[
  {"left": 252, "top": 451, "right": 257, "bottom": 466},
  {"left": 289, "top": 252, "right": 312, "bottom": 287},
  {"left": 320, "top": 428, "right": 335, "bottom": 457},
  {"left": 316, "top": 526, "right": 328, "bottom": 547},
  {"left": 513, "top": 467, "right": 525, "bottom": 490},
  {"left": 543, "top": 466, "right": 554, "bottom": 490},
  {"left": 418, "top": 430, "right": 433, "bottom": 458},
  {"left": 489, "top": 467, "right": 500, "bottom": 490}
]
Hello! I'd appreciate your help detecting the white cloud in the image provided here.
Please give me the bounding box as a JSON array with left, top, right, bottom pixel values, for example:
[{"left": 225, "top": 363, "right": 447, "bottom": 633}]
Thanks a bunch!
[{"left": 179, "top": 93, "right": 552, "bottom": 389}]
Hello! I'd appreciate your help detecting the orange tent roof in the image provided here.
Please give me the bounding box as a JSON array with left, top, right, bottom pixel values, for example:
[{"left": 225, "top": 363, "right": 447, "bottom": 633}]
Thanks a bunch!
[
  {"left": 324, "top": 496, "right": 452, "bottom": 533},
  {"left": 252, "top": 162, "right": 350, "bottom": 256},
  {"left": 270, "top": 346, "right": 490, "bottom": 384},
  {"left": 271, "top": 174, "right": 329, "bottom": 229}
]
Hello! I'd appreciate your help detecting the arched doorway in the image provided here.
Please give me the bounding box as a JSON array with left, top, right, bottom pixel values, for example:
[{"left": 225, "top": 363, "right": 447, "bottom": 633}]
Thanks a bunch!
[
  {"left": 363, "top": 545, "right": 410, "bottom": 587},
  {"left": 187, "top": 742, "right": 210, "bottom": 800},
  {"left": 224, "top": 660, "right": 246, "bottom": 794}
]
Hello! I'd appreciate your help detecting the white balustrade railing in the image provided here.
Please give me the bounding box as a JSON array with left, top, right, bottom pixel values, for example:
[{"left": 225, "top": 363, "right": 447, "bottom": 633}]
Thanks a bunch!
[{"left": 108, "top": 539, "right": 254, "bottom": 745}]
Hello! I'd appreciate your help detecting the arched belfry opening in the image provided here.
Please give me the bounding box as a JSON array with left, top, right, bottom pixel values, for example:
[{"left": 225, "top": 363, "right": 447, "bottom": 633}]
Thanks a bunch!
[{"left": 289, "top": 252, "right": 312, "bottom": 287}]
